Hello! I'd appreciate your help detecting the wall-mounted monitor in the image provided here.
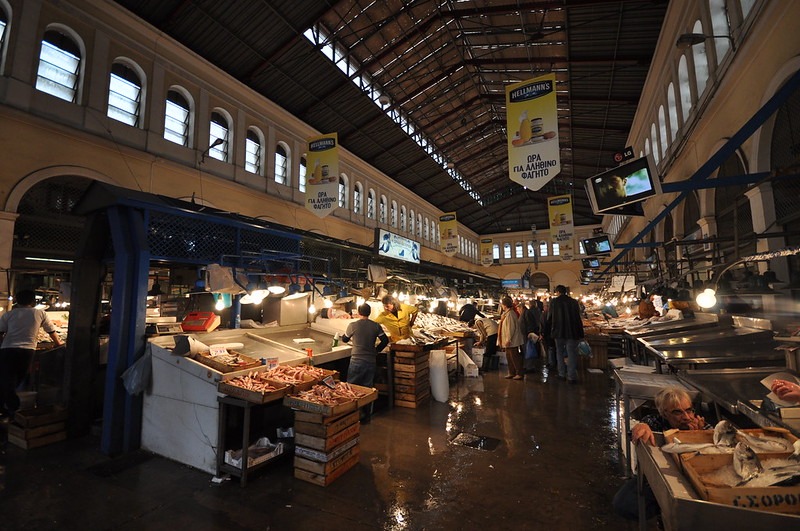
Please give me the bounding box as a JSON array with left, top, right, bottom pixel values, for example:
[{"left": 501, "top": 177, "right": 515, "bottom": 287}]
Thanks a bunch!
[
  {"left": 582, "top": 258, "right": 601, "bottom": 268},
  {"left": 374, "top": 228, "right": 420, "bottom": 264},
  {"left": 580, "top": 269, "right": 594, "bottom": 279},
  {"left": 582, "top": 234, "right": 613, "bottom": 256},
  {"left": 585, "top": 154, "right": 661, "bottom": 214}
]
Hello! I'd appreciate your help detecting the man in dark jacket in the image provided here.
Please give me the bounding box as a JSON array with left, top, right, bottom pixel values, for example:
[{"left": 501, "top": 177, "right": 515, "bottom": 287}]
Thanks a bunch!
[
  {"left": 549, "top": 285, "right": 584, "bottom": 384},
  {"left": 458, "top": 300, "right": 484, "bottom": 323}
]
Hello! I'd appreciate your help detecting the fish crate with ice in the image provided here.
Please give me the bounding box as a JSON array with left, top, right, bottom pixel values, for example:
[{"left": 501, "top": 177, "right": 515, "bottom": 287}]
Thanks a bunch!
[
  {"left": 682, "top": 452, "right": 800, "bottom": 514},
  {"left": 664, "top": 427, "right": 798, "bottom": 471}
]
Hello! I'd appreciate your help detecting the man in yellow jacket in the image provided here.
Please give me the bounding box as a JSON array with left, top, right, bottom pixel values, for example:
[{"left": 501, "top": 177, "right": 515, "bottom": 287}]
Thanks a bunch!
[{"left": 375, "top": 295, "right": 418, "bottom": 342}]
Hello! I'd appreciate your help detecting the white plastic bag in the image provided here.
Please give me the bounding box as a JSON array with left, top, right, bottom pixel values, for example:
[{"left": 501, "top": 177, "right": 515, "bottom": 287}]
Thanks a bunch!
[
  {"left": 429, "top": 350, "right": 449, "bottom": 402},
  {"left": 121, "top": 351, "right": 152, "bottom": 395}
]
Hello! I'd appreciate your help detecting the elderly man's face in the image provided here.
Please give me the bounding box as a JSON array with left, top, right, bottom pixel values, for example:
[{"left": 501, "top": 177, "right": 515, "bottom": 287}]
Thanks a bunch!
[{"left": 664, "top": 398, "right": 696, "bottom": 429}]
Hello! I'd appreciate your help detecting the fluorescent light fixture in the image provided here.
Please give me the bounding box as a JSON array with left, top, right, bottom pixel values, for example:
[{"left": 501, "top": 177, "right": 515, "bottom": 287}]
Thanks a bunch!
[{"left": 25, "top": 256, "right": 74, "bottom": 263}]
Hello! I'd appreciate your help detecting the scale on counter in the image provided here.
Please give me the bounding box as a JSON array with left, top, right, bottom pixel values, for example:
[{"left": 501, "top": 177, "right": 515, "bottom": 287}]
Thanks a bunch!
[
  {"left": 155, "top": 323, "right": 185, "bottom": 335},
  {"left": 181, "top": 311, "right": 221, "bottom": 332}
]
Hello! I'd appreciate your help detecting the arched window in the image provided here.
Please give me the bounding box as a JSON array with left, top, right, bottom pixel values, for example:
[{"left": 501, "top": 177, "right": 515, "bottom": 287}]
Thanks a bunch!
[
  {"left": 245, "top": 127, "right": 263, "bottom": 175},
  {"left": 424, "top": 218, "right": 430, "bottom": 240},
  {"left": 527, "top": 241, "right": 535, "bottom": 257},
  {"left": 667, "top": 83, "right": 679, "bottom": 141},
  {"left": 709, "top": 0, "right": 731, "bottom": 63},
  {"left": 298, "top": 157, "right": 307, "bottom": 192},
  {"left": 209, "top": 110, "right": 231, "bottom": 162},
  {"left": 400, "top": 206, "right": 407, "bottom": 232},
  {"left": 274, "top": 144, "right": 288, "bottom": 185},
  {"left": 338, "top": 175, "right": 348, "bottom": 209},
  {"left": 539, "top": 241, "right": 549, "bottom": 257},
  {"left": 552, "top": 243, "right": 560, "bottom": 256},
  {"left": 492, "top": 244, "right": 500, "bottom": 260},
  {"left": 36, "top": 28, "right": 83, "bottom": 103},
  {"left": 658, "top": 106, "right": 669, "bottom": 156},
  {"left": 164, "top": 88, "right": 192, "bottom": 146},
  {"left": 0, "top": 6, "right": 10, "bottom": 74},
  {"left": 691, "top": 20, "right": 709, "bottom": 96},
  {"left": 409, "top": 210, "right": 415, "bottom": 234},
  {"left": 379, "top": 195, "right": 387, "bottom": 223},
  {"left": 683, "top": 191, "right": 701, "bottom": 236},
  {"left": 353, "top": 182, "right": 363, "bottom": 214},
  {"left": 513, "top": 241, "right": 522, "bottom": 258},
  {"left": 416, "top": 213, "right": 422, "bottom": 237},
  {"left": 650, "top": 123, "right": 660, "bottom": 164},
  {"left": 503, "top": 243, "right": 512, "bottom": 259},
  {"left": 108, "top": 61, "right": 144, "bottom": 127},
  {"left": 678, "top": 56, "right": 692, "bottom": 121},
  {"left": 434, "top": 223, "right": 440, "bottom": 245},
  {"left": 390, "top": 200, "right": 397, "bottom": 227},
  {"left": 644, "top": 138, "right": 651, "bottom": 157},
  {"left": 367, "top": 189, "right": 375, "bottom": 219}
]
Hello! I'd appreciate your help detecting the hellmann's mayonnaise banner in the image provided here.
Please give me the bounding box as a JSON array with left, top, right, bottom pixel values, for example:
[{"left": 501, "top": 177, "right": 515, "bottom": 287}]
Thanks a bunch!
[
  {"left": 506, "top": 73, "right": 560, "bottom": 190},
  {"left": 480, "top": 238, "right": 494, "bottom": 267},
  {"left": 548, "top": 194, "right": 575, "bottom": 262},
  {"left": 305, "top": 133, "right": 339, "bottom": 218},
  {"left": 439, "top": 212, "right": 458, "bottom": 257}
]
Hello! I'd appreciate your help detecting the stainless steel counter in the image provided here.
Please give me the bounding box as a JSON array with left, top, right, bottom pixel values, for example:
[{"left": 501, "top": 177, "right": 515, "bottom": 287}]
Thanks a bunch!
[
  {"left": 678, "top": 367, "right": 800, "bottom": 436},
  {"left": 635, "top": 436, "right": 800, "bottom": 530},
  {"left": 643, "top": 346, "right": 786, "bottom": 372},
  {"left": 624, "top": 313, "right": 719, "bottom": 338},
  {"left": 640, "top": 326, "right": 773, "bottom": 350}
]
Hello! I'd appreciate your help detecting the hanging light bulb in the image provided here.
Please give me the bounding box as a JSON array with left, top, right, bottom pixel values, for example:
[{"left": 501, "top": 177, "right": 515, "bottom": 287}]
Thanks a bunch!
[
  {"left": 250, "top": 289, "right": 268, "bottom": 304},
  {"left": 324, "top": 298, "right": 334, "bottom": 308},
  {"left": 215, "top": 295, "right": 225, "bottom": 311},
  {"left": 696, "top": 288, "right": 717, "bottom": 309},
  {"left": 308, "top": 302, "right": 317, "bottom": 314}
]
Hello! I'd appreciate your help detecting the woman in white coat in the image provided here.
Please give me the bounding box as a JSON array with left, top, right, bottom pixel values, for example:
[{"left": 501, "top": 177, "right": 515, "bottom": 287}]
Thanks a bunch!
[{"left": 498, "top": 296, "right": 525, "bottom": 380}]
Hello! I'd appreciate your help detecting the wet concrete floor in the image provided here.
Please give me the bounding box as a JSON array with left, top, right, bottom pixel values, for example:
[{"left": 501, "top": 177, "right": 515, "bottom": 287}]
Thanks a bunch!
[{"left": 1, "top": 364, "right": 639, "bottom": 530}]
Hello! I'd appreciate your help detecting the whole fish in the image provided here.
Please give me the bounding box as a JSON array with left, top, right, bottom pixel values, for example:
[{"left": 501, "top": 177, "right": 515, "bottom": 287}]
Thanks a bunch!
[
  {"left": 733, "top": 442, "right": 763, "bottom": 483},
  {"left": 738, "top": 458, "right": 800, "bottom": 487},
  {"left": 737, "top": 430, "right": 793, "bottom": 453},
  {"left": 661, "top": 438, "right": 733, "bottom": 455},
  {"left": 712, "top": 420, "right": 737, "bottom": 447}
]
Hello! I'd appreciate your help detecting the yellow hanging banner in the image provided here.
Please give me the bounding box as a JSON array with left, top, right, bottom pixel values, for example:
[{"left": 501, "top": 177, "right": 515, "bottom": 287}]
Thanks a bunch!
[
  {"left": 548, "top": 194, "right": 575, "bottom": 262},
  {"left": 439, "top": 212, "right": 458, "bottom": 257},
  {"left": 305, "top": 133, "right": 339, "bottom": 218},
  {"left": 506, "top": 73, "right": 560, "bottom": 190},
  {"left": 480, "top": 238, "right": 493, "bottom": 267}
]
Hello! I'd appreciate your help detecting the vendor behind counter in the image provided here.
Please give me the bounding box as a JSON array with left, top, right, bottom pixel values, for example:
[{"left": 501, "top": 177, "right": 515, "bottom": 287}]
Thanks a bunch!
[{"left": 374, "top": 295, "right": 418, "bottom": 342}]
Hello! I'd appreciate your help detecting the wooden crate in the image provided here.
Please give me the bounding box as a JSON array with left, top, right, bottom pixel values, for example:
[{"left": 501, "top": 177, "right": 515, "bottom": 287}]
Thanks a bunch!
[
  {"left": 7, "top": 420, "right": 67, "bottom": 450},
  {"left": 294, "top": 452, "right": 360, "bottom": 486},
  {"left": 394, "top": 367, "right": 429, "bottom": 380},
  {"left": 682, "top": 452, "right": 800, "bottom": 514},
  {"left": 192, "top": 350, "right": 261, "bottom": 373},
  {"left": 283, "top": 384, "right": 377, "bottom": 417},
  {"left": 394, "top": 394, "right": 430, "bottom": 408},
  {"left": 393, "top": 350, "right": 430, "bottom": 362},
  {"left": 14, "top": 405, "right": 68, "bottom": 428},
  {"left": 217, "top": 379, "right": 290, "bottom": 405},
  {"left": 295, "top": 445, "right": 361, "bottom": 476},
  {"left": 394, "top": 359, "right": 430, "bottom": 373},
  {"left": 295, "top": 411, "right": 359, "bottom": 438},
  {"left": 665, "top": 427, "right": 798, "bottom": 470},
  {"left": 294, "top": 435, "right": 359, "bottom": 463},
  {"left": 295, "top": 422, "right": 360, "bottom": 452}
]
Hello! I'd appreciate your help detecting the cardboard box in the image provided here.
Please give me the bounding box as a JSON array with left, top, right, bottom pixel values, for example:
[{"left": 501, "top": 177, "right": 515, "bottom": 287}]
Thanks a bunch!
[{"left": 682, "top": 452, "right": 800, "bottom": 514}]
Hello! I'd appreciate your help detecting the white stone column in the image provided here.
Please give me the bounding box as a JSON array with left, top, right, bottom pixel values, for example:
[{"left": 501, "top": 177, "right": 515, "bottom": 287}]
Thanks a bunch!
[
  {"left": 745, "top": 182, "right": 786, "bottom": 312},
  {"left": 0, "top": 211, "right": 20, "bottom": 309}
]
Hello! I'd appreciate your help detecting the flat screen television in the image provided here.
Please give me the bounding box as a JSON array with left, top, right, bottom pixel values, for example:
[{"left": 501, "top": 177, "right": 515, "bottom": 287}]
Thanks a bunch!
[
  {"left": 580, "top": 269, "right": 594, "bottom": 278},
  {"left": 582, "top": 258, "right": 601, "bottom": 268},
  {"left": 582, "top": 234, "right": 613, "bottom": 256},
  {"left": 585, "top": 154, "right": 661, "bottom": 214},
  {"left": 374, "top": 228, "right": 420, "bottom": 264}
]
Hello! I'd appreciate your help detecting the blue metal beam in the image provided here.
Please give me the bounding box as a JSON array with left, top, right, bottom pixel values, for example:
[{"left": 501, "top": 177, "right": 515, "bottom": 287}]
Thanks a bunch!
[{"left": 597, "top": 68, "right": 800, "bottom": 279}]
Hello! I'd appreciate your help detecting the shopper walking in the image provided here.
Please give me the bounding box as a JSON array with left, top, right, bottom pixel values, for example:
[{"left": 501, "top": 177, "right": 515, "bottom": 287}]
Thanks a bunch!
[
  {"left": 520, "top": 299, "right": 542, "bottom": 373},
  {"left": 472, "top": 315, "right": 499, "bottom": 372},
  {"left": 0, "top": 289, "right": 62, "bottom": 418},
  {"left": 549, "top": 285, "right": 584, "bottom": 384},
  {"left": 497, "top": 296, "right": 524, "bottom": 380},
  {"left": 341, "top": 303, "right": 389, "bottom": 387}
]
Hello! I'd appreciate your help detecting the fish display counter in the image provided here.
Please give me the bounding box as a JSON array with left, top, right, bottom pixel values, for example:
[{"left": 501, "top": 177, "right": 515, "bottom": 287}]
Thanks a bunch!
[
  {"left": 622, "top": 312, "right": 719, "bottom": 361},
  {"left": 635, "top": 434, "right": 800, "bottom": 530},
  {"left": 636, "top": 316, "right": 778, "bottom": 373},
  {"left": 141, "top": 325, "right": 350, "bottom": 474},
  {"left": 677, "top": 367, "right": 800, "bottom": 437}
]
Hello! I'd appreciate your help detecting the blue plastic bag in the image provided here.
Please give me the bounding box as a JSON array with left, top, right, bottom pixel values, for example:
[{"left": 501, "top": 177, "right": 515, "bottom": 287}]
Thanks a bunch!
[{"left": 524, "top": 338, "right": 539, "bottom": 360}]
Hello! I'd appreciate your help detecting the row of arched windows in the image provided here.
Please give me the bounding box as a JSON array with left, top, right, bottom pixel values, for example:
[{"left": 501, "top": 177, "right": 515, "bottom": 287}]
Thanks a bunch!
[{"left": 0, "top": 5, "right": 487, "bottom": 261}]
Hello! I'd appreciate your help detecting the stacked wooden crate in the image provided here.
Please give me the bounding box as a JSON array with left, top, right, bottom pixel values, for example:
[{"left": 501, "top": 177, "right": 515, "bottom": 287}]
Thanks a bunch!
[
  {"left": 7, "top": 405, "right": 68, "bottom": 449},
  {"left": 284, "top": 383, "right": 376, "bottom": 486},
  {"left": 392, "top": 344, "right": 431, "bottom": 408},
  {"left": 293, "top": 410, "right": 361, "bottom": 486}
]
